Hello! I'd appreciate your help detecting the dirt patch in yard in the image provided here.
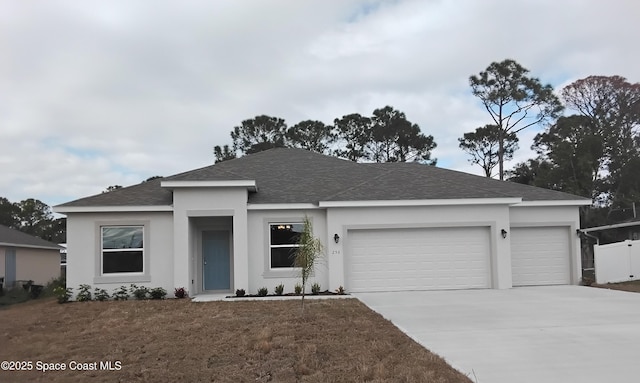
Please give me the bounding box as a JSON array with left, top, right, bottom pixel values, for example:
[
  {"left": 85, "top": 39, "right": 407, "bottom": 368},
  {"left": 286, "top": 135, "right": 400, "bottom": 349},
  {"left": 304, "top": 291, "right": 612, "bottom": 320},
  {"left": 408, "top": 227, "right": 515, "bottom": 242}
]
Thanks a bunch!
[
  {"left": 0, "top": 298, "right": 472, "bottom": 383},
  {"left": 591, "top": 280, "right": 640, "bottom": 293}
]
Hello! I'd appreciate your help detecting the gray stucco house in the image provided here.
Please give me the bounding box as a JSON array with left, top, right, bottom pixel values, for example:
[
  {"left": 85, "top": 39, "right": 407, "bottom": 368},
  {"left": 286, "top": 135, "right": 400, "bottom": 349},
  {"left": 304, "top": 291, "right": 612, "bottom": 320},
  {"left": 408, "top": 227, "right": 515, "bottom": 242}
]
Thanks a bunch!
[{"left": 54, "top": 148, "right": 591, "bottom": 296}]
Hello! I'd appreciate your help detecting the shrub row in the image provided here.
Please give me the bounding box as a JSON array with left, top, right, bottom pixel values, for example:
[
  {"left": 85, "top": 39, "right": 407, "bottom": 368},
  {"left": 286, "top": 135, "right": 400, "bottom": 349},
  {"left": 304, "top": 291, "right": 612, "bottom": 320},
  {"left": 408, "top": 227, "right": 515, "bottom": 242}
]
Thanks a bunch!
[
  {"left": 54, "top": 284, "right": 189, "bottom": 304},
  {"left": 235, "top": 283, "right": 347, "bottom": 297}
]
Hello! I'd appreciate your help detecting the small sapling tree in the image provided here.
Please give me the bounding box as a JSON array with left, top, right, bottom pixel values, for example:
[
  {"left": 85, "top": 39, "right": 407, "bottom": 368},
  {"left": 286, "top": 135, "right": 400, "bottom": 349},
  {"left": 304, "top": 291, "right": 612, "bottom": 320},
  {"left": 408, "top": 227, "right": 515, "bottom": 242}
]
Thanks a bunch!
[{"left": 294, "top": 216, "right": 323, "bottom": 314}]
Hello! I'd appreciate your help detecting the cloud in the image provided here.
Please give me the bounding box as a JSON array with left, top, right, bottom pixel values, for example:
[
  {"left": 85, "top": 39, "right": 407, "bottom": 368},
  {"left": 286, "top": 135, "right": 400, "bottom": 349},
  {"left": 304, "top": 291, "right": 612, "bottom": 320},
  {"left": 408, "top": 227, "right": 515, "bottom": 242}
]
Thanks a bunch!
[{"left": 1, "top": 0, "right": 639, "bottom": 206}]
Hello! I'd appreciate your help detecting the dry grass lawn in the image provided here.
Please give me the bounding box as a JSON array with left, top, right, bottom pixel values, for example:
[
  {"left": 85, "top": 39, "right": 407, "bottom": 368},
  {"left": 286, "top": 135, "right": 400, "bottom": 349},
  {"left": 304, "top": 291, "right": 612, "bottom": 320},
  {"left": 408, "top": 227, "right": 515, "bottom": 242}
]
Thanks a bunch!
[
  {"left": 0, "top": 297, "right": 472, "bottom": 383},
  {"left": 592, "top": 279, "right": 640, "bottom": 293}
]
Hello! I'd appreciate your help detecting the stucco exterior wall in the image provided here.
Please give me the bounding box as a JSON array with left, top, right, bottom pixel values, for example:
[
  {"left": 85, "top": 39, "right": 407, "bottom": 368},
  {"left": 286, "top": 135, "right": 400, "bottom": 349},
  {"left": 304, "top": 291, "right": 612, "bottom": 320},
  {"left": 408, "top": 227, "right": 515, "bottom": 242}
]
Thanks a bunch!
[
  {"left": 247, "top": 209, "right": 328, "bottom": 294},
  {"left": 15, "top": 248, "right": 60, "bottom": 285},
  {"left": 66, "top": 212, "right": 174, "bottom": 294},
  {"left": 326, "top": 204, "right": 513, "bottom": 290}
]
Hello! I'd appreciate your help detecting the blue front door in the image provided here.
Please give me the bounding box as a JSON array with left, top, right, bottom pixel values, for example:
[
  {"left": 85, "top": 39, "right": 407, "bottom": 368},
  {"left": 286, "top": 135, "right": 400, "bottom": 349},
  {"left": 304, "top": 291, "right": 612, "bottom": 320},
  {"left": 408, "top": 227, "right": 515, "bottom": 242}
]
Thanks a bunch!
[{"left": 202, "top": 231, "right": 230, "bottom": 291}]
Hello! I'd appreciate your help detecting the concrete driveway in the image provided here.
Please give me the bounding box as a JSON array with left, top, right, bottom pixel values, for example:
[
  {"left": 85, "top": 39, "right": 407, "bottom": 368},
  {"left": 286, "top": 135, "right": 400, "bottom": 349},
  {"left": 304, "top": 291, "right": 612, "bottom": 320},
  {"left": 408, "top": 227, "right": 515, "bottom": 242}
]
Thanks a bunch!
[{"left": 355, "top": 286, "right": 640, "bottom": 383}]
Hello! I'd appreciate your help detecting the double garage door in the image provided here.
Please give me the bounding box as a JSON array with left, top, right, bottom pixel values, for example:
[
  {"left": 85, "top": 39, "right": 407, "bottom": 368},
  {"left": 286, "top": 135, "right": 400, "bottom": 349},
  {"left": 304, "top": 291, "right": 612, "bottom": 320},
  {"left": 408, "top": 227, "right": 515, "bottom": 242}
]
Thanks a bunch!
[
  {"left": 347, "top": 227, "right": 492, "bottom": 292},
  {"left": 346, "top": 226, "right": 571, "bottom": 292}
]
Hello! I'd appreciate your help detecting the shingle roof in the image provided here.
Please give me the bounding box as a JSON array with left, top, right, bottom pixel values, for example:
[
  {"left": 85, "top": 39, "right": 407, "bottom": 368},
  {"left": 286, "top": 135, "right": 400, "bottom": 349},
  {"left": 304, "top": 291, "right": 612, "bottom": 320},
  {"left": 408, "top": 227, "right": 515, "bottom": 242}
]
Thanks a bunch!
[
  {"left": 56, "top": 177, "right": 172, "bottom": 207},
  {"left": 0, "top": 225, "right": 63, "bottom": 250},
  {"left": 57, "top": 148, "right": 590, "bottom": 208}
]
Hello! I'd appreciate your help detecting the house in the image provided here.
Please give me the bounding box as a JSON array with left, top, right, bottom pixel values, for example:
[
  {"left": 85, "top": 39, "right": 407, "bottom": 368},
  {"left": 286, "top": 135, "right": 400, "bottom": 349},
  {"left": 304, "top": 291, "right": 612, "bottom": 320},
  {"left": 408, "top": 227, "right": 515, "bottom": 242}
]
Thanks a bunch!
[
  {"left": 53, "top": 148, "right": 591, "bottom": 296},
  {"left": 581, "top": 219, "right": 640, "bottom": 245},
  {"left": 0, "top": 224, "right": 63, "bottom": 288}
]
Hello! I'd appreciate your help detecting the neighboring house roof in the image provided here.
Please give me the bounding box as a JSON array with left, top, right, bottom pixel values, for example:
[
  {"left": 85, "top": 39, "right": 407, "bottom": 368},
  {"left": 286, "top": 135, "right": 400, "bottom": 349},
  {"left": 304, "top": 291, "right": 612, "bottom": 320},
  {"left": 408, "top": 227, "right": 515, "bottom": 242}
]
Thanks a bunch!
[
  {"left": 582, "top": 219, "right": 640, "bottom": 233},
  {"left": 0, "top": 225, "right": 63, "bottom": 250},
  {"left": 57, "top": 148, "right": 591, "bottom": 208}
]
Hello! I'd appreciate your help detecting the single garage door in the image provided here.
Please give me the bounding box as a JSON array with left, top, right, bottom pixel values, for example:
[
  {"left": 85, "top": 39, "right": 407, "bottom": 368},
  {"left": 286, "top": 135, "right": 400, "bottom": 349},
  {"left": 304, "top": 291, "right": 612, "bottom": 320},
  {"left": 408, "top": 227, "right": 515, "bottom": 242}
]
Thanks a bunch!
[
  {"left": 510, "top": 226, "right": 571, "bottom": 286},
  {"left": 347, "top": 227, "right": 491, "bottom": 292}
]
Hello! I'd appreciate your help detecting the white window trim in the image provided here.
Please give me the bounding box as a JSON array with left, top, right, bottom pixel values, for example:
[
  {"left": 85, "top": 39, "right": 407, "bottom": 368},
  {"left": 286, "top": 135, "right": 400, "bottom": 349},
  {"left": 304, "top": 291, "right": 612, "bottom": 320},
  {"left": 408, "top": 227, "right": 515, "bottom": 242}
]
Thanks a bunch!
[
  {"left": 94, "top": 221, "right": 151, "bottom": 284},
  {"left": 263, "top": 218, "right": 308, "bottom": 278},
  {"left": 101, "top": 225, "right": 145, "bottom": 276},
  {"left": 269, "top": 223, "right": 302, "bottom": 270}
]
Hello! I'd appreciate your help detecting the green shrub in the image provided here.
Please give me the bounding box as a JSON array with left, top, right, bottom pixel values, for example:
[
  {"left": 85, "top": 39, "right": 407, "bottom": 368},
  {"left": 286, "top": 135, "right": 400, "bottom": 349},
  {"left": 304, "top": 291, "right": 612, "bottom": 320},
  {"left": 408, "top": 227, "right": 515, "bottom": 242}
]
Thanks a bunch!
[
  {"left": 311, "top": 282, "right": 321, "bottom": 295},
  {"left": 335, "top": 286, "right": 346, "bottom": 295},
  {"left": 294, "top": 283, "right": 302, "bottom": 295},
  {"left": 174, "top": 287, "right": 187, "bottom": 299},
  {"left": 76, "top": 284, "right": 92, "bottom": 302},
  {"left": 274, "top": 283, "right": 284, "bottom": 296},
  {"left": 43, "top": 276, "right": 66, "bottom": 297},
  {"left": 49, "top": 276, "right": 66, "bottom": 290},
  {"left": 235, "top": 288, "right": 246, "bottom": 297},
  {"left": 94, "top": 288, "right": 110, "bottom": 301},
  {"left": 53, "top": 286, "right": 73, "bottom": 304},
  {"left": 257, "top": 287, "right": 268, "bottom": 297},
  {"left": 113, "top": 286, "right": 129, "bottom": 301},
  {"left": 149, "top": 287, "right": 167, "bottom": 300},
  {"left": 130, "top": 284, "right": 149, "bottom": 300}
]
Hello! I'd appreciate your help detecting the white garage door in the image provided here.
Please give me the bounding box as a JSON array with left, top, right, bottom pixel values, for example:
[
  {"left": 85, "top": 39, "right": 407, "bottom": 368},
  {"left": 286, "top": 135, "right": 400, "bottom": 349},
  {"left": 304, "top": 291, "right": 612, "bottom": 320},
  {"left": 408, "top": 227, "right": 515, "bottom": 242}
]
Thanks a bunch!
[
  {"left": 347, "top": 227, "right": 491, "bottom": 292},
  {"left": 510, "top": 226, "right": 571, "bottom": 286}
]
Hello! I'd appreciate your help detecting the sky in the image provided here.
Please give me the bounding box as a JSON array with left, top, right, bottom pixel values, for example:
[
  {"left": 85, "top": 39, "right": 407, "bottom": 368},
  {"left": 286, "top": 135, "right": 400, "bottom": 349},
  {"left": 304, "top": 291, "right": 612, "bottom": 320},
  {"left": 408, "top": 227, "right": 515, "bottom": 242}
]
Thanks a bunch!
[{"left": 1, "top": 0, "right": 639, "bottom": 208}]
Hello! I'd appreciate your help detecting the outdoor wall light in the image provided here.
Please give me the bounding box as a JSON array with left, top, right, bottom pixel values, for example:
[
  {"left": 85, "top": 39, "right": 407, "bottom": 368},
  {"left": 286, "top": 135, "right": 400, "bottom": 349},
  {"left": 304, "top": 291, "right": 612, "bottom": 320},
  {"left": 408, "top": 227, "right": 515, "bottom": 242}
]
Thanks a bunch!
[
  {"left": 334, "top": 233, "right": 340, "bottom": 243},
  {"left": 501, "top": 229, "right": 508, "bottom": 239}
]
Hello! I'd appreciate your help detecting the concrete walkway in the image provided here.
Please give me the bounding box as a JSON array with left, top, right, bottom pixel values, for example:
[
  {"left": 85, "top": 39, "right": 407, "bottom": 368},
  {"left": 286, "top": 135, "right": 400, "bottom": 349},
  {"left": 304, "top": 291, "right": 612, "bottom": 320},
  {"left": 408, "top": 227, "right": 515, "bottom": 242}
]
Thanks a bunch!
[{"left": 355, "top": 286, "right": 640, "bottom": 383}]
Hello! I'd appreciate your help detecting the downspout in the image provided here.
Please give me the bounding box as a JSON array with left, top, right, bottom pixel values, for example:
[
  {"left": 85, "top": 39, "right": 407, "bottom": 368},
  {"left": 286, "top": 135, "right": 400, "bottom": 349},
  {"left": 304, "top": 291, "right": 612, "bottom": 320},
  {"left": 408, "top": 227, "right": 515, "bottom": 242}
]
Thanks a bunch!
[{"left": 577, "top": 229, "right": 599, "bottom": 245}]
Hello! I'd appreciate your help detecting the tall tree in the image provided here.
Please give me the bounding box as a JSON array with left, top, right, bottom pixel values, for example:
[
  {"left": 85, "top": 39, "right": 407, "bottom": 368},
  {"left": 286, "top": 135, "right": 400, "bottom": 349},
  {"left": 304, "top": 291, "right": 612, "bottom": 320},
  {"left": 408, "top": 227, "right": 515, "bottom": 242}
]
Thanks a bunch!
[
  {"left": 286, "top": 120, "right": 332, "bottom": 154},
  {"left": 47, "top": 217, "right": 67, "bottom": 243},
  {"left": 459, "top": 124, "right": 518, "bottom": 177},
  {"left": 213, "top": 144, "right": 237, "bottom": 163},
  {"left": 0, "top": 197, "right": 19, "bottom": 228},
  {"left": 469, "top": 59, "right": 563, "bottom": 180},
  {"left": 508, "top": 158, "right": 548, "bottom": 186},
  {"left": 561, "top": 75, "right": 640, "bottom": 207},
  {"left": 369, "top": 106, "right": 436, "bottom": 163},
  {"left": 231, "top": 115, "right": 287, "bottom": 155},
  {"left": 332, "top": 113, "right": 372, "bottom": 161},
  {"left": 16, "top": 198, "right": 54, "bottom": 238},
  {"left": 532, "top": 115, "right": 605, "bottom": 200}
]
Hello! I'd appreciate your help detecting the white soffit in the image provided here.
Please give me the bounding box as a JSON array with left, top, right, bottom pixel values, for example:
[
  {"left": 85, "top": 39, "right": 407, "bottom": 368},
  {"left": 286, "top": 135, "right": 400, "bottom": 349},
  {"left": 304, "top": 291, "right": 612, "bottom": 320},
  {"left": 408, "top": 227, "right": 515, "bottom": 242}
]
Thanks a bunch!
[
  {"left": 247, "top": 203, "right": 320, "bottom": 210},
  {"left": 52, "top": 205, "right": 174, "bottom": 213},
  {"left": 0, "top": 242, "right": 62, "bottom": 251}
]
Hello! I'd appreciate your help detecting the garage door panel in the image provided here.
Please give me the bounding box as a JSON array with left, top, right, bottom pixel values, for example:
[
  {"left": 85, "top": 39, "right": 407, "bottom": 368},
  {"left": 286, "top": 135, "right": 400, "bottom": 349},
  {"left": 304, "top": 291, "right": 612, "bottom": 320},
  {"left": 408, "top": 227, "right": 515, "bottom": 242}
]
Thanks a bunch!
[
  {"left": 511, "top": 227, "right": 571, "bottom": 286},
  {"left": 347, "top": 227, "right": 491, "bottom": 292}
]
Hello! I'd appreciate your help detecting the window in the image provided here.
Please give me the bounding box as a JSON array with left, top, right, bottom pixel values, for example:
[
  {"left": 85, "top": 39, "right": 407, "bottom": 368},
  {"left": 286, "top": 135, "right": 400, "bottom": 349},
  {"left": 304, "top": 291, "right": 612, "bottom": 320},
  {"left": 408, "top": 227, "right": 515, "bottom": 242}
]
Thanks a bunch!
[
  {"left": 269, "top": 223, "right": 303, "bottom": 268},
  {"left": 101, "top": 226, "right": 144, "bottom": 274}
]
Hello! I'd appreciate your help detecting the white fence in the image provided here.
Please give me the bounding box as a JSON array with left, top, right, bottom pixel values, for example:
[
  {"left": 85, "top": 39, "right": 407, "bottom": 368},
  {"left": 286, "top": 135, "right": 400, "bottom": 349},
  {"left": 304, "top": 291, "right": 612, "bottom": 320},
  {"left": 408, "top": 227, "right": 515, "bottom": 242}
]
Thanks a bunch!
[{"left": 594, "top": 239, "right": 640, "bottom": 284}]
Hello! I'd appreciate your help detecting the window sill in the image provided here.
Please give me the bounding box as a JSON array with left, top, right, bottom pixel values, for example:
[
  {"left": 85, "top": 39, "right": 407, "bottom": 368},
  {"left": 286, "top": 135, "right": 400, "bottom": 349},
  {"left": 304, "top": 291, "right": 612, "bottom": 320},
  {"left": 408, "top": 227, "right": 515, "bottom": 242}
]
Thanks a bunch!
[
  {"left": 93, "top": 275, "right": 151, "bottom": 284},
  {"left": 262, "top": 268, "right": 301, "bottom": 279}
]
